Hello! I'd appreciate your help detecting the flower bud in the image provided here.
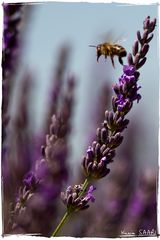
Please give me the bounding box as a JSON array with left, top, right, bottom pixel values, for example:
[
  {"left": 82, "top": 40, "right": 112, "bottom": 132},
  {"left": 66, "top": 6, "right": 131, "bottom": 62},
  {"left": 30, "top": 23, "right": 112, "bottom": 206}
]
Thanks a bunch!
[
  {"left": 136, "top": 57, "right": 147, "bottom": 69},
  {"left": 132, "top": 40, "right": 139, "bottom": 56},
  {"left": 137, "top": 31, "right": 143, "bottom": 44},
  {"left": 140, "top": 44, "right": 149, "bottom": 58}
]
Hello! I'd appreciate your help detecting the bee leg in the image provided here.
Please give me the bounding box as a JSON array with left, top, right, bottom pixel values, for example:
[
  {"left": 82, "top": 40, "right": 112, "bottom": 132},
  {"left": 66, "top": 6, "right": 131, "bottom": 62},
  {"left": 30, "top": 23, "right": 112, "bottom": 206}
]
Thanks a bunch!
[
  {"left": 110, "top": 56, "right": 115, "bottom": 68},
  {"left": 118, "top": 56, "right": 124, "bottom": 65},
  {"left": 97, "top": 52, "right": 101, "bottom": 62},
  {"left": 105, "top": 55, "right": 107, "bottom": 62}
]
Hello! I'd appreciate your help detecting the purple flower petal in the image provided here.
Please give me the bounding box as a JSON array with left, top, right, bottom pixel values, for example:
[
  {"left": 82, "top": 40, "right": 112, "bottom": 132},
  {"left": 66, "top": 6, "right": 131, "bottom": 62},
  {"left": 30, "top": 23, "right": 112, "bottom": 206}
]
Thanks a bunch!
[
  {"left": 85, "top": 185, "right": 96, "bottom": 202},
  {"left": 123, "top": 65, "right": 136, "bottom": 75}
]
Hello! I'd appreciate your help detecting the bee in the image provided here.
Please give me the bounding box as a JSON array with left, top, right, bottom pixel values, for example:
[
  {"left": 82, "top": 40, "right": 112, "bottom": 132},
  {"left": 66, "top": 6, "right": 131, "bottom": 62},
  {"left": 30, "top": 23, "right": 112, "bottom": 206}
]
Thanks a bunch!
[{"left": 89, "top": 42, "right": 127, "bottom": 68}]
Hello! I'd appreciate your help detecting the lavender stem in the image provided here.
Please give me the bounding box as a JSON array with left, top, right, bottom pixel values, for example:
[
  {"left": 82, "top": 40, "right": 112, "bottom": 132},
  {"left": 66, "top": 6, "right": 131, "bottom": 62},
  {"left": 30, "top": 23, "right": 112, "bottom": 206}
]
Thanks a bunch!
[
  {"left": 52, "top": 211, "right": 70, "bottom": 237},
  {"left": 51, "top": 15, "right": 156, "bottom": 237},
  {"left": 79, "top": 178, "right": 90, "bottom": 198}
]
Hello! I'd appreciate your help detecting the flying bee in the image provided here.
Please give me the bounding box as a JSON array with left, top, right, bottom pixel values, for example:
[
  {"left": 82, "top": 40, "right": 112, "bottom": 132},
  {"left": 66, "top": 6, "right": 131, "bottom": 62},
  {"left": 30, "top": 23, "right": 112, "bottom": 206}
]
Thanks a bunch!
[{"left": 89, "top": 42, "right": 127, "bottom": 68}]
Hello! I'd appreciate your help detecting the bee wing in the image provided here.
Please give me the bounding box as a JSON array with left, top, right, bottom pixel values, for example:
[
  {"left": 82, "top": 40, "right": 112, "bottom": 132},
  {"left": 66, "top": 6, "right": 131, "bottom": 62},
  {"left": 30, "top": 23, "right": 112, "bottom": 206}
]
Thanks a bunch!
[
  {"left": 113, "top": 32, "right": 127, "bottom": 44},
  {"left": 99, "top": 30, "right": 127, "bottom": 45},
  {"left": 99, "top": 29, "right": 116, "bottom": 43}
]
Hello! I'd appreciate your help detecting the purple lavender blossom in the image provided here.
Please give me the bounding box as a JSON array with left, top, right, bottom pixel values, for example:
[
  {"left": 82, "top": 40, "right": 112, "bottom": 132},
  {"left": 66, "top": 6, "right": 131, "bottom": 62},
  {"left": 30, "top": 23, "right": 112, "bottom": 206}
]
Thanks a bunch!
[
  {"left": 61, "top": 184, "right": 96, "bottom": 212},
  {"left": 85, "top": 185, "right": 96, "bottom": 202},
  {"left": 113, "top": 65, "right": 141, "bottom": 113},
  {"left": 82, "top": 16, "right": 156, "bottom": 181}
]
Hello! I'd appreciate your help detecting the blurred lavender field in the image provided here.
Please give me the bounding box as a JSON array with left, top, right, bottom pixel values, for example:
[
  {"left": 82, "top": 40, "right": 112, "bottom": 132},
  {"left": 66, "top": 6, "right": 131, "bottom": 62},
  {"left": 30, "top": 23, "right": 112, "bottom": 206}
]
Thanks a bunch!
[{"left": 2, "top": 3, "right": 158, "bottom": 237}]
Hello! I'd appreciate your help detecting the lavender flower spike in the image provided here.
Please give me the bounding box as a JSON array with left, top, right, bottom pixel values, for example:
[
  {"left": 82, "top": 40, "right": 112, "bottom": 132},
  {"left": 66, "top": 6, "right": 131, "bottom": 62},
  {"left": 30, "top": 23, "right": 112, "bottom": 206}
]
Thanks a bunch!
[
  {"left": 52, "top": 16, "right": 156, "bottom": 237},
  {"left": 82, "top": 16, "right": 156, "bottom": 181}
]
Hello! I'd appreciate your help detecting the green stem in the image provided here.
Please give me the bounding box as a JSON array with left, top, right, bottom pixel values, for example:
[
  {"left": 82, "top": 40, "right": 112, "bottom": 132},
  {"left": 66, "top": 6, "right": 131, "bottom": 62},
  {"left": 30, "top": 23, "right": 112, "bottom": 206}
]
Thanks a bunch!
[
  {"left": 52, "top": 211, "right": 70, "bottom": 237},
  {"left": 79, "top": 177, "right": 90, "bottom": 197}
]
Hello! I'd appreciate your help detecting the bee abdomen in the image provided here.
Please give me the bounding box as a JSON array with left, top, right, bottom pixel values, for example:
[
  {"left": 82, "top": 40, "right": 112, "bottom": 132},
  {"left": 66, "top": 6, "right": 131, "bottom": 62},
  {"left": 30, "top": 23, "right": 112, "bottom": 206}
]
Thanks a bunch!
[{"left": 114, "top": 45, "right": 127, "bottom": 57}]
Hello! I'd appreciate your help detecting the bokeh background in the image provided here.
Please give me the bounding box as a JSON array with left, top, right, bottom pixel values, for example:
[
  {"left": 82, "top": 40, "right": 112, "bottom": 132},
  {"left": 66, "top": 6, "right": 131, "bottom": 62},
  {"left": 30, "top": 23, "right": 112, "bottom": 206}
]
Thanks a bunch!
[{"left": 2, "top": 2, "right": 158, "bottom": 237}]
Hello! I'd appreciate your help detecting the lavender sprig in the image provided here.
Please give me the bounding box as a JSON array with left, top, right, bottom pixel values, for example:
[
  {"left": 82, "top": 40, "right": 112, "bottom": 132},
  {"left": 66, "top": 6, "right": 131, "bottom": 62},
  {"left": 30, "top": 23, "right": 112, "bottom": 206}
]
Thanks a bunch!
[
  {"left": 10, "top": 77, "right": 76, "bottom": 235},
  {"left": 61, "top": 185, "right": 96, "bottom": 212},
  {"left": 2, "top": 74, "right": 32, "bottom": 234},
  {"left": 52, "top": 184, "right": 96, "bottom": 236},
  {"left": 2, "top": 3, "right": 23, "bottom": 80},
  {"left": 52, "top": 16, "right": 156, "bottom": 236},
  {"left": 10, "top": 114, "right": 69, "bottom": 235},
  {"left": 2, "top": 3, "right": 24, "bottom": 145},
  {"left": 44, "top": 45, "right": 70, "bottom": 135},
  {"left": 82, "top": 16, "right": 156, "bottom": 180}
]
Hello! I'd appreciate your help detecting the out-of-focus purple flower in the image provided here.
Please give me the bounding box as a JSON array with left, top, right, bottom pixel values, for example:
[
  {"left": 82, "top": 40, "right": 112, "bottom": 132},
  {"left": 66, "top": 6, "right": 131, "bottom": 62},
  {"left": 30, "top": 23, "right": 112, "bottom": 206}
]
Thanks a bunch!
[
  {"left": 10, "top": 76, "right": 76, "bottom": 236},
  {"left": 119, "top": 168, "right": 157, "bottom": 236},
  {"left": 2, "top": 73, "right": 32, "bottom": 183},
  {"left": 127, "top": 192, "right": 144, "bottom": 217},
  {"left": 44, "top": 45, "right": 71, "bottom": 135},
  {"left": 2, "top": 3, "right": 24, "bottom": 80},
  {"left": 23, "top": 172, "right": 39, "bottom": 191},
  {"left": 2, "top": 73, "right": 33, "bottom": 235},
  {"left": 2, "top": 4, "right": 25, "bottom": 146},
  {"left": 2, "top": 4, "right": 24, "bottom": 145}
]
